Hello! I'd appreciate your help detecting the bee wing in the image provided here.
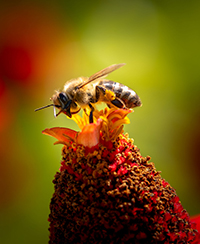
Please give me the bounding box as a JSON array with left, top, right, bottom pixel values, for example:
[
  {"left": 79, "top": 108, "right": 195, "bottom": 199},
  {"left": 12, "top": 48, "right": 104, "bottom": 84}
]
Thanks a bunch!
[
  {"left": 77, "top": 63, "right": 125, "bottom": 89},
  {"left": 88, "top": 63, "right": 125, "bottom": 83}
]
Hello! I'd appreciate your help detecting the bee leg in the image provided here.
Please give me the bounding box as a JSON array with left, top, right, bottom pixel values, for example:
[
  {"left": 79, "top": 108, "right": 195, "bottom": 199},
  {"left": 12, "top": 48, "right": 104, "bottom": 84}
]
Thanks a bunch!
[
  {"left": 110, "top": 97, "right": 125, "bottom": 108},
  {"left": 95, "top": 85, "right": 106, "bottom": 103},
  {"left": 83, "top": 108, "right": 89, "bottom": 116},
  {"left": 88, "top": 103, "right": 95, "bottom": 123},
  {"left": 71, "top": 107, "right": 81, "bottom": 115},
  {"left": 96, "top": 85, "right": 106, "bottom": 95}
]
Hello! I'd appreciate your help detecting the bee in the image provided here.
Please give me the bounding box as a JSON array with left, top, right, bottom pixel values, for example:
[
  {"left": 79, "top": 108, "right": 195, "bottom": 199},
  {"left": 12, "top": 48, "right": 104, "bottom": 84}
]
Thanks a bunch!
[{"left": 35, "top": 63, "right": 142, "bottom": 123}]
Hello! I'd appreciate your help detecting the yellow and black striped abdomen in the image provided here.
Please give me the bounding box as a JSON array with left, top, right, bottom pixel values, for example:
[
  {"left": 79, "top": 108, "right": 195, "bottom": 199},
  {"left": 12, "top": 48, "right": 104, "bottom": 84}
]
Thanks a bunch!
[{"left": 99, "top": 80, "right": 142, "bottom": 108}]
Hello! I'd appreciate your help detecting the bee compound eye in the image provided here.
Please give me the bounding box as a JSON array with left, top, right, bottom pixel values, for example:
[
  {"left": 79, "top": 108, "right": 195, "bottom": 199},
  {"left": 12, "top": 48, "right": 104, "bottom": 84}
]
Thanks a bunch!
[{"left": 59, "top": 92, "right": 68, "bottom": 103}]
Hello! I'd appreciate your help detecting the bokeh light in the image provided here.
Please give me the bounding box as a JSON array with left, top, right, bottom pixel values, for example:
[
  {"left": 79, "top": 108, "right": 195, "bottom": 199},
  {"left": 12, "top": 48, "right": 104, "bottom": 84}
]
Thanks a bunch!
[{"left": 0, "top": 1, "right": 200, "bottom": 243}]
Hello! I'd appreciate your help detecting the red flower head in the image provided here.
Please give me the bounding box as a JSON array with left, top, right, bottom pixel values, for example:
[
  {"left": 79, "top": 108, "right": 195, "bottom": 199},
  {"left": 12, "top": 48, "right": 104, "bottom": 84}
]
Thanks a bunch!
[{"left": 43, "top": 108, "right": 200, "bottom": 244}]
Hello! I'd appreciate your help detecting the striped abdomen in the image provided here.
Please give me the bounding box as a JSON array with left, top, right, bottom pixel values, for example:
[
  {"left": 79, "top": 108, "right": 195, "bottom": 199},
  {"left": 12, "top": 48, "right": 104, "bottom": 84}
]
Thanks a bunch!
[{"left": 98, "top": 80, "right": 142, "bottom": 108}]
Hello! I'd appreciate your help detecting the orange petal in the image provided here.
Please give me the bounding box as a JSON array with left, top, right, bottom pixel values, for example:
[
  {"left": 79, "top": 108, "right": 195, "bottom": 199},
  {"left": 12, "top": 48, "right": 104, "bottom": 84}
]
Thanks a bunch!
[
  {"left": 76, "top": 118, "right": 103, "bottom": 148},
  {"left": 107, "top": 108, "right": 132, "bottom": 123},
  {"left": 42, "top": 127, "right": 77, "bottom": 144}
]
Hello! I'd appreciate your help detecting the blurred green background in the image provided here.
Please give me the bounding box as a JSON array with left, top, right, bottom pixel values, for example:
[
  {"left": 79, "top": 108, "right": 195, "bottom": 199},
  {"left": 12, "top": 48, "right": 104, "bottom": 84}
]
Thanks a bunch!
[{"left": 0, "top": 0, "right": 200, "bottom": 243}]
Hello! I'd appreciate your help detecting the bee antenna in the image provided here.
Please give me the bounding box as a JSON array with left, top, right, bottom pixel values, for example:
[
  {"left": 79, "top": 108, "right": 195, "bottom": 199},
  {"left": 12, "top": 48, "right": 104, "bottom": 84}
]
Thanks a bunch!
[{"left": 35, "top": 104, "right": 55, "bottom": 112}]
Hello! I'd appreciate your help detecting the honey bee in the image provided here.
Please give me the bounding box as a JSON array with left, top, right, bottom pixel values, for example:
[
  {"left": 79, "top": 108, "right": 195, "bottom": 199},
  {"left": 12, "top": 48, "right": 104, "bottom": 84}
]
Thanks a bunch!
[{"left": 35, "top": 63, "right": 142, "bottom": 123}]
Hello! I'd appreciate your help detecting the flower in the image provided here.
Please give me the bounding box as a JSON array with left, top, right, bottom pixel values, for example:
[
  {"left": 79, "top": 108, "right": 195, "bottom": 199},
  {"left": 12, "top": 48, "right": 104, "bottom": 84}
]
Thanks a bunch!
[
  {"left": 43, "top": 108, "right": 200, "bottom": 244},
  {"left": 191, "top": 215, "right": 200, "bottom": 244}
]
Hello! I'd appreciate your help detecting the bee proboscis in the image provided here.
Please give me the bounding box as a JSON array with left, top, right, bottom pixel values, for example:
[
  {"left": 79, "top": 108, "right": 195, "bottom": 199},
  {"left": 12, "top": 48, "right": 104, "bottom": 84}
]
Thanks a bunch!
[{"left": 35, "top": 63, "right": 142, "bottom": 123}]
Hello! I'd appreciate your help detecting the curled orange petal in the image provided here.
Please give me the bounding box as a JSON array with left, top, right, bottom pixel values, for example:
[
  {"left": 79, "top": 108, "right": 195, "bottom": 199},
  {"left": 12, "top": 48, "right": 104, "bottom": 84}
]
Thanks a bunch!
[
  {"left": 42, "top": 127, "right": 78, "bottom": 144},
  {"left": 76, "top": 118, "right": 103, "bottom": 148},
  {"left": 107, "top": 108, "right": 132, "bottom": 123}
]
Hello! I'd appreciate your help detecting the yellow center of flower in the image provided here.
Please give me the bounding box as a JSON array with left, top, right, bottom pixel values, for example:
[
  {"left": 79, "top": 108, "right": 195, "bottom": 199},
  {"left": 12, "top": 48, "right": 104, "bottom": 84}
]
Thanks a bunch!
[
  {"left": 43, "top": 107, "right": 133, "bottom": 148},
  {"left": 71, "top": 107, "right": 132, "bottom": 141}
]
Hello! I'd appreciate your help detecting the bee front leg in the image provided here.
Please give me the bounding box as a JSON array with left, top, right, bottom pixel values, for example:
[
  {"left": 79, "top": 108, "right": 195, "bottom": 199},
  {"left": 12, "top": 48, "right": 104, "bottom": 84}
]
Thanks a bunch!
[{"left": 88, "top": 103, "right": 95, "bottom": 123}]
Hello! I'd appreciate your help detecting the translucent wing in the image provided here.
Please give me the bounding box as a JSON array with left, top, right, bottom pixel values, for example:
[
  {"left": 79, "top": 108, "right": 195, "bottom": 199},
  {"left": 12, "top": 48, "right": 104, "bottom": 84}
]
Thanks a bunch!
[{"left": 77, "top": 63, "right": 125, "bottom": 89}]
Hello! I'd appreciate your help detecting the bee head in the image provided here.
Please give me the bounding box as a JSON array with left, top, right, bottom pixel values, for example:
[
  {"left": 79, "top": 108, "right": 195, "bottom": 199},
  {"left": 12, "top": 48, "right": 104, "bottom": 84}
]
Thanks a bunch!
[
  {"left": 53, "top": 92, "right": 72, "bottom": 118},
  {"left": 35, "top": 91, "right": 80, "bottom": 118}
]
